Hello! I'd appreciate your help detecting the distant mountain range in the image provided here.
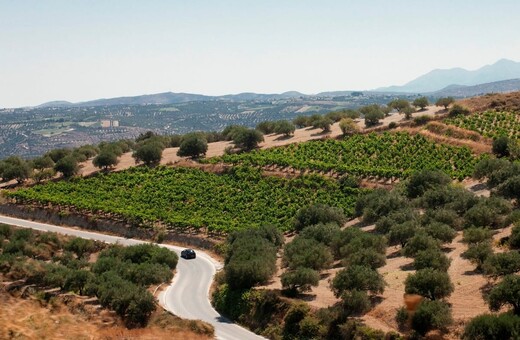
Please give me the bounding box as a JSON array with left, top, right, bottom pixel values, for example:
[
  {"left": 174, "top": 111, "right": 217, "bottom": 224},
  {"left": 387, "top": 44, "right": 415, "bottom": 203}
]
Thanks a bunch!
[
  {"left": 376, "top": 59, "right": 520, "bottom": 93},
  {"left": 38, "top": 91, "right": 306, "bottom": 108},
  {"left": 35, "top": 59, "right": 520, "bottom": 108}
]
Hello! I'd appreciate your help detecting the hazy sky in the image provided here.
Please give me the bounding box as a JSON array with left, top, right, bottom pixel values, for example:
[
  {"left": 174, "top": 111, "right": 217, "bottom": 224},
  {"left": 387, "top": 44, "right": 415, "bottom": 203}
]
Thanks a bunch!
[{"left": 2, "top": 1, "right": 520, "bottom": 107}]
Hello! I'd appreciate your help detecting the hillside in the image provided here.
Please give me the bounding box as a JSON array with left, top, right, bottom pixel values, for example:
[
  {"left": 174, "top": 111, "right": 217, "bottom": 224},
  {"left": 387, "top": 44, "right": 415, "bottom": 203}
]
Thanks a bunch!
[
  {"left": 377, "top": 59, "right": 520, "bottom": 93},
  {"left": 432, "top": 78, "right": 520, "bottom": 98}
]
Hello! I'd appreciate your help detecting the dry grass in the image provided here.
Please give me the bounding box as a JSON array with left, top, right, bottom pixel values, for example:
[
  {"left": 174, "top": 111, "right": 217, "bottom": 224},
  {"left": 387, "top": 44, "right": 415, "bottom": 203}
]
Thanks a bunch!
[
  {"left": 0, "top": 291, "right": 212, "bottom": 340},
  {"left": 459, "top": 91, "right": 520, "bottom": 113}
]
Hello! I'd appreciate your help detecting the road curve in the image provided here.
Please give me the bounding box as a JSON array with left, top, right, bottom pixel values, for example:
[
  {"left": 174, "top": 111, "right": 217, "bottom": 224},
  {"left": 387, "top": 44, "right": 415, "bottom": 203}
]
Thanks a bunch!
[{"left": 0, "top": 214, "right": 265, "bottom": 340}]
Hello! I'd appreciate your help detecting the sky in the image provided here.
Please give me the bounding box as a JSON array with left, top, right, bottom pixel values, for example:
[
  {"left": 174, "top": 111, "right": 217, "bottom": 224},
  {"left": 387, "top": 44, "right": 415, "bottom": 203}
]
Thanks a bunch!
[{"left": 1, "top": 1, "right": 520, "bottom": 108}]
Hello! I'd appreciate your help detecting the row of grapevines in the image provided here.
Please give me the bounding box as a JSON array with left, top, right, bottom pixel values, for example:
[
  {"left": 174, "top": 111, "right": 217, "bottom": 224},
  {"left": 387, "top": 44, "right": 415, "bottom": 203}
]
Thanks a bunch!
[
  {"left": 8, "top": 166, "right": 360, "bottom": 233},
  {"left": 444, "top": 111, "right": 520, "bottom": 139},
  {"left": 207, "top": 132, "right": 484, "bottom": 180}
]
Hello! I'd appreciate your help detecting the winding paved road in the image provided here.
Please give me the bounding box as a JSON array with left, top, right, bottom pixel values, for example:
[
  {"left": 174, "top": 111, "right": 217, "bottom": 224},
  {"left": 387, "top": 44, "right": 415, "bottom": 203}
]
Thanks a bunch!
[{"left": 0, "top": 214, "right": 265, "bottom": 340}]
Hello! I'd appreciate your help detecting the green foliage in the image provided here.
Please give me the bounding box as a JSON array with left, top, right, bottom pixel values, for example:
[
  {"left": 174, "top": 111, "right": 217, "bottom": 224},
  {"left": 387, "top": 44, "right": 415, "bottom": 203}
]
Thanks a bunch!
[
  {"left": 281, "top": 267, "right": 320, "bottom": 295},
  {"left": 405, "top": 268, "right": 454, "bottom": 300},
  {"left": 413, "top": 97, "right": 429, "bottom": 110},
  {"left": 375, "top": 208, "right": 419, "bottom": 235},
  {"left": 388, "top": 222, "right": 419, "bottom": 247},
  {"left": 488, "top": 275, "right": 520, "bottom": 314},
  {"left": 312, "top": 116, "right": 333, "bottom": 132},
  {"left": 463, "top": 227, "right": 493, "bottom": 244},
  {"left": 293, "top": 203, "right": 346, "bottom": 231},
  {"left": 10, "top": 166, "right": 358, "bottom": 232},
  {"left": 225, "top": 229, "right": 278, "bottom": 289},
  {"left": 339, "top": 118, "right": 359, "bottom": 136},
  {"left": 233, "top": 128, "right": 264, "bottom": 151},
  {"left": 402, "top": 233, "right": 440, "bottom": 257},
  {"left": 414, "top": 248, "right": 451, "bottom": 272},
  {"left": 132, "top": 142, "right": 163, "bottom": 166},
  {"left": 356, "top": 189, "right": 408, "bottom": 223},
  {"left": 464, "top": 197, "right": 512, "bottom": 229},
  {"left": 332, "top": 227, "right": 386, "bottom": 259},
  {"left": 64, "top": 237, "right": 95, "bottom": 258},
  {"left": 388, "top": 99, "right": 411, "bottom": 113},
  {"left": 341, "top": 290, "right": 372, "bottom": 316},
  {"left": 411, "top": 300, "right": 453, "bottom": 335},
  {"left": 361, "top": 104, "right": 385, "bottom": 127},
  {"left": 449, "top": 104, "right": 470, "bottom": 117},
  {"left": 493, "top": 136, "right": 511, "bottom": 158},
  {"left": 273, "top": 120, "right": 296, "bottom": 136},
  {"left": 299, "top": 223, "right": 341, "bottom": 246},
  {"left": 435, "top": 97, "right": 455, "bottom": 110},
  {"left": 446, "top": 110, "right": 520, "bottom": 140},
  {"left": 483, "top": 252, "right": 520, "bottom": 278},
  {"left": 342, "top": 248, "right": 386, "bottom": 270},
  {"left": 406, "top": 170, "right": 451, "bottom": 198},
  {"left": 331, "top": 265, "right": 385, "bottom": 297},
  {"left": 463, "top": 313, "right": 520, "bottom": 340},
  {"left": 54, "top": 155, "right": 79, "bottom": 178},
  {"left": 510, "top": 223, "right": 520, "bottom": 249},
  {"left": 177, "top": 133, "right": 208, "bottom": 158},
  {"left": 423, "top": 222, "right": 456, "bottom": 244},
  {"left": 462, "top": 242, "right": 493, "bottom": 270},
  {"left": 0, "top": 156, "right": 32, "bottom": 183},
  {"left": 211, "top": 132, "right": 482, "bottom": 180},
  {"left": 283, "top": 236, "right": 333, "bottom": 271}
]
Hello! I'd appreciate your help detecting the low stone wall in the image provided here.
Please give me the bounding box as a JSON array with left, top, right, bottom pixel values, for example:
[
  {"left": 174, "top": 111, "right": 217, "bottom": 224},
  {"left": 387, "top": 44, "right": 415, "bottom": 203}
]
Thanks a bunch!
[{"left": 0, "top": 203, "right": 219, "bottom": 250}]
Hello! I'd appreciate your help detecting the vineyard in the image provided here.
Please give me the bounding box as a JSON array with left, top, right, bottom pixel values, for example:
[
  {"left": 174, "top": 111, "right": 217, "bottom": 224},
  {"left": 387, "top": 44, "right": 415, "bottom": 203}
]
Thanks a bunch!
[
  {"left": 7, "top": 166, "right": 360, "bottom": 233},
  {"left": 445, "top": 111, "right": 520, "bottom": 139},
  {"left": 208, "top": 132, "right": 483, "bottom": 180}
]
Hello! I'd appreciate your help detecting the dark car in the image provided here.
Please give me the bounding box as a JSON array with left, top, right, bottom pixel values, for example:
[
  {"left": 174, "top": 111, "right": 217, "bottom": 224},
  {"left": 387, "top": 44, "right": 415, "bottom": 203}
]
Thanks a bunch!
[{"left": 181, "top": 248, "right": 196, "bottom": 259}]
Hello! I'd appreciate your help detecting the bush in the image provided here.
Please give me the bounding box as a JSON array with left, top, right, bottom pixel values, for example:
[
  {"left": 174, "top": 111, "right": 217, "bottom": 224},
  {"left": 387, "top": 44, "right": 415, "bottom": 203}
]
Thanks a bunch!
[
  {"left": 64, "top": 237, "right": 95, "bottom": 258},
  {"left": 331, "top": 265, "right": 385, "bottom": 297},
  {"left": 483, "top": 252, "right": 520, "bottom": 278},
  {"left": 488, "top": 275, "right": 520, "bottom": 314},
  {"left": 462, "top": 242, "right": 493, "bottom": 270},
  {"left": 463, "top": 227, "right": 493, "bottom": 244},
  {"left": 341, "top": 290, "right": 372, "bottom": 316},
  {"left": 293, "top": 203, "right": 346, "bottom": 231},
  {"left": 510, "top": 223, "right": 520, "bottom": 249},
  {"left": 93, "top": 151, "right": 119, "bottom": 170},
  {"left": 233, "top": 128, "right": 264, "bottom": 151},
  {"left": 411, "top": 300, "right": 453, "bottom": 335},
  {"left": 342, "top": 248, "right": 386, "bottom": 269},
  {"left": 414, "top": 249, "right": 451, "bottom": 272},
  {"left": 463, "top": 313, "right": 520, "bottom": 340},
  {"left": 493, "top": 136, "right": 511, "bottom": 158},
  {"left": 402, "top": 233, "right": 440, "bottom": 257},
  {"left": 132, "top": 142, "right": 163, "bottom": 166},
  {"left": 449, "top": 104, "right": 470, "bottom": 116},
  {"left": 464, "top": 197, "right": 512, "bottom": 229},
  {"left": 283, "top": 237, "right": 333, "bottom": 271},
  {"left": 299, "top": 223, "right": 341, "bottom": 246},
  {"left": 405, "top": 268, "right": 454, "bottom": 300},
  {"left": 273, "top": 120, "right": 295, "bottom": 136},
  {"left": 388, "top": 222, "right": 419, "bottom": 247},
  {"left": 413, "top": 115, "right": 431, "bottom": 126},
  {"left": 424, "top": 222, "right": 456, "bottom": 244},
  {"left": 406, "top": 170, "right": 451, "bottom": 198},
  {"left": 177, "top": 133, "right": 208, "bottom": 158},
  {"left": 339, "top": 118, "right": 360, "bottom": 136},
  {"left": 281, "top": 267, "right": 320, "bottom": 295}
]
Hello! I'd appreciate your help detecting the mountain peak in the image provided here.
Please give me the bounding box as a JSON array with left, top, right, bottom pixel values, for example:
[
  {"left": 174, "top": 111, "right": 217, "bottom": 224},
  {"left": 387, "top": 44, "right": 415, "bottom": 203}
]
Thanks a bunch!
[{"left": 376, "top": 58, "right": 520, "bottom": 93}]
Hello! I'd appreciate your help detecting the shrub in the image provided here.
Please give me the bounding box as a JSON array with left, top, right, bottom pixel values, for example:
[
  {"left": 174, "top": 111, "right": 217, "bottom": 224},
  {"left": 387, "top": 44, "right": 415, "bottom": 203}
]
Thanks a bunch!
[
  {"left": 413, "top": 115, "right": 431, "bottom": 126},
  {"left": 299, "top": 223, "right": 341, "bottom": 246},
  {"left": 406, "top": 170, "right": 451, "bottom": 198},
  {"left": 463, "top": 227, "right": 493, "bottom": 244},
  {"left": 402, "top": 233, "right": 440, "bottom": 257},
  {"left": 388, "top": 222, "right": 419, "bottom": 247},
  {"left": 483, "top": 252, "right": 520, "bottom": 278},
  {"left": 424, "top": 222, "right": 456, "bottom": 244},
  {"left": 339, "top": 118, "right": 360, "bottom": 136},
  {"left": 283, "top": 237, "right": 333, "bottom": 271},
  {"left": 488, "top": 275, "right": 520, "bottom": 314},
  {"left": 411, "top": 300, "right": 453, "bottom": 335},
  {"left": 449, "top": 104, "right": 470, "bottom": 116},
  {"left": 463, "top": 313, "right": 520, "bottom": 340},
  {"left": 493, "top": 136, "right": 511, "bottom": 158},
  {"left": 414, "top": 249, "right": 451, "bottom": 272},
  {"left": 177, "top": 133, "right": 208, "bottom": 158},
  {"left": 293, "top": 203, "right": 346, "bottom": 231},
  {"left": 332, "top": 265, "right": 385, "bottom": 297},
  {"left": 281, "top": 267, "right": 320, "bottom": 295},
  {"left": 462, "top": 242, "right": 493, "bottom": 270},
  {"left": 341, "top": 290, "right": 371, "bottom": 316},
  {"left": 510, "top": 223, "right": 520, "bottom": 249},
  {"left": 405, "top": 268, "right": 454, "bottom": 300}
]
